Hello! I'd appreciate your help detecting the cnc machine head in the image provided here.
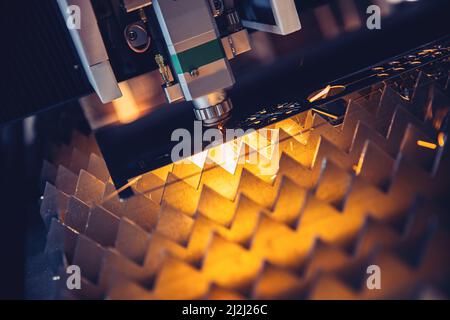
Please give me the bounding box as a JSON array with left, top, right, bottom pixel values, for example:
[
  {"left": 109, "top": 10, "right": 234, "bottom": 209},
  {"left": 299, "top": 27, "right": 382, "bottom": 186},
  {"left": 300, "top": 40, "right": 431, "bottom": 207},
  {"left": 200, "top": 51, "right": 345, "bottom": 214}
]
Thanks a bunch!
[{"left": 57, "top": 0, "right": 301, "bottom": 127}]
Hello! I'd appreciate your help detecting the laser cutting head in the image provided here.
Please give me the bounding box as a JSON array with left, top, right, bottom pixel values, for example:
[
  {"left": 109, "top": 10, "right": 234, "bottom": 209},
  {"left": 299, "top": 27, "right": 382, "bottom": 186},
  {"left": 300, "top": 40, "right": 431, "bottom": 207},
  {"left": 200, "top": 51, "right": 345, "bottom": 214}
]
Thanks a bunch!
[{"left": 57, "top": 0, "right": 301, "bottom": 127}]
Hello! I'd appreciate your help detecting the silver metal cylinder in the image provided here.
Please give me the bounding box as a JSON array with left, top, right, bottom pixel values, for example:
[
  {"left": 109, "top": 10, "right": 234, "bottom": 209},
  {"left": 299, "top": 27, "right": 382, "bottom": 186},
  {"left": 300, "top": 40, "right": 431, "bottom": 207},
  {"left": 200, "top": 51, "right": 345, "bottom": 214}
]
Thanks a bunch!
[{"left": 193, "top": 91, "right": 233, "bottom": 126}]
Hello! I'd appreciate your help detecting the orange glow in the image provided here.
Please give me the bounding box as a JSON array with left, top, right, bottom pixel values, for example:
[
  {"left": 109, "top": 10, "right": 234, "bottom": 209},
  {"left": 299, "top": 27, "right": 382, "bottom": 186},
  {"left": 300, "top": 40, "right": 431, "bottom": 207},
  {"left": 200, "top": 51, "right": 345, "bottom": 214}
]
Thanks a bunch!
[
  {"left": 113, "top": 82, "right": 140, "bottom": 124},
  {"left": 308, "top": 85, "right": 331, "bottom": 103},
  {"left": 433, "top": 108, "right": 449, "bottom": 131},
  {"left": 208, "top": 140, "right": 241, "bottom": 174},
  {"left": 438, "top": 132, "right": 446, "bottom": 147},
  {"left": 312, "top": 108, "right": 339, "bottom": 120},
  {"left": 275, "top": 118, "right": 307, "bottom": 144},
  {"left": 417, "top": 140, "right": 437, "bottom": 150},
  {"left": 353, "top": 163, "right": 361, "bottom": 176},
  {"left": 176, "top": 128, "right": 281, "bottom": 179},
  {"left": 308, "top": 85, "right": 346, "bottom": 103}
]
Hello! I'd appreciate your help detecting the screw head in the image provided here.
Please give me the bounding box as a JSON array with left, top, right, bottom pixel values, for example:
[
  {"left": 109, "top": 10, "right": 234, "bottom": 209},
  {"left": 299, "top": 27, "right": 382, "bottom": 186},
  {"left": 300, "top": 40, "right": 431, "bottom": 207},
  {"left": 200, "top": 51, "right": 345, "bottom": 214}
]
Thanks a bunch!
[
  {"left": 127, "top": 30, "right": 138, "bottom": 41},
  {"left": 190, "top": 68, "right": 200, "bottom": 77},
  {"left": 213, "top": 0, "right": 222, "bottom": 10}
]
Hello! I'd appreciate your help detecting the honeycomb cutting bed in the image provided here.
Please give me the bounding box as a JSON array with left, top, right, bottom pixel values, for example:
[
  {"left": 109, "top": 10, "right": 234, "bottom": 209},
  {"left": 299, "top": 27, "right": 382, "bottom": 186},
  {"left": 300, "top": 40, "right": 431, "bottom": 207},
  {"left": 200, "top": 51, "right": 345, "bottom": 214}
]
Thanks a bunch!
[{"left": 38, "top": 48, "right": 450, "bottom": 300}]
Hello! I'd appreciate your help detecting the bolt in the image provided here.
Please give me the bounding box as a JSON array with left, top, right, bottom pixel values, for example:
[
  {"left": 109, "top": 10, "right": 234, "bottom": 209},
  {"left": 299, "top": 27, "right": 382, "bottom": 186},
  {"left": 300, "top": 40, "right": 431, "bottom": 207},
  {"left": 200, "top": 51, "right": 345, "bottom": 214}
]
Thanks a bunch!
[
  {"left": 190, "top": 68, "right": 200, "bottom": 77},
  {"left": 127, "top": 30, "right": 138, "bottom": 41},
  {"left": 213, "top": 0, "right": 222, "bottom": 10}
]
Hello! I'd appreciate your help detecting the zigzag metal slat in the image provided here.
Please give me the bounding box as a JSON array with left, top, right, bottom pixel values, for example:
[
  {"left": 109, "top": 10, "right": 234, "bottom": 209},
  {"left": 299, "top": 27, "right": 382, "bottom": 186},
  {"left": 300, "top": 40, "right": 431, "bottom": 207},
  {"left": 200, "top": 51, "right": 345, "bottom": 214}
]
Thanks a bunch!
[{"left": 40, "top": 56, "right": 450, "bottom": 300}]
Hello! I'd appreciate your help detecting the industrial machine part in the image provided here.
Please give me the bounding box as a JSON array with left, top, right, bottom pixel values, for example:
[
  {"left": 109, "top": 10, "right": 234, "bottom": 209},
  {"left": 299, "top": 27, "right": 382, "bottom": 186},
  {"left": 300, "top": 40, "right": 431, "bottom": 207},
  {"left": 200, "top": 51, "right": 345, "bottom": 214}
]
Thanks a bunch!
[
  {"left": 56, "top": 0, "right": 122, "bottom": 103},
  {"left": 153, "top": 0, "right": 236, "bottom": 126},
  {"left": 238, "top": 0, "right": 301, "bottom": 35},
  {"left": 53, "top": 0, "right": 299, "bottom": 126}
]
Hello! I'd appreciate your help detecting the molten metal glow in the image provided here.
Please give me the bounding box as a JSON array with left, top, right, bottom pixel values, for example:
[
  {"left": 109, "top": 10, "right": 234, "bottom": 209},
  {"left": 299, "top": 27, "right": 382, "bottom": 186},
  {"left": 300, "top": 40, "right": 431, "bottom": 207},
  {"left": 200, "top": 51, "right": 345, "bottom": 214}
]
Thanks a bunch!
[
  {"left": 113, "top": 82, "right": 140, "bottom": 124},
  {"left": 417, "top": 140, "right": 437, "bottom": 150}
]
